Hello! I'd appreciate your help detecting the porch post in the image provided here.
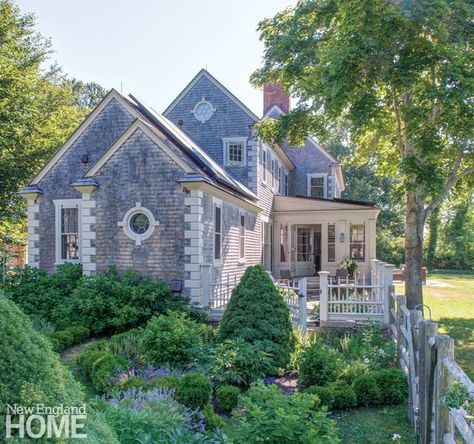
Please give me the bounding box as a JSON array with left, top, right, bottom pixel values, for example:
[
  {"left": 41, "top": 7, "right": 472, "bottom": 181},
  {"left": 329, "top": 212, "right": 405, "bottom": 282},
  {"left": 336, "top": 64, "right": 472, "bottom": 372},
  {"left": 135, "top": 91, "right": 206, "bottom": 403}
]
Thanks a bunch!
[
  {"left": 383, "top": 264, "right": 394, "bottom": 325},
  {"left": 318, "top": 271, "right": 330, "bottom": 324},
  {"left": 371, "top": 259, "right": 379, "bottom": 285},
  {"left": 201, "top": 264, "right": 212, "bottom": 307},
  {"left": 298, "top": 277, "right": 307, "bottom": 331}
]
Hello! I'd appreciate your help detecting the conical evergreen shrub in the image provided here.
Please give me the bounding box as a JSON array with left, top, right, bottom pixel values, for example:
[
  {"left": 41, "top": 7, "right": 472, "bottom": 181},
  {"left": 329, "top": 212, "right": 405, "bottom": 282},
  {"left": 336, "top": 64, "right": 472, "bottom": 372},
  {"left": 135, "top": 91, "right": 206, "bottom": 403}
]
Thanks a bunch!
[{"left": 219, "top": 265, "right": 295, "bottom": 371}]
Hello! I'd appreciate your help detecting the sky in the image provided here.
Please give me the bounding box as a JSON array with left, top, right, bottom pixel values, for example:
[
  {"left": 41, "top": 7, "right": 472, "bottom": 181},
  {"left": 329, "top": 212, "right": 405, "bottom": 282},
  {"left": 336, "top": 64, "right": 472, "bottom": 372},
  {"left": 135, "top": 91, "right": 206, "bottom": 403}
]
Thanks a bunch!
[{"left": 16, "top": 0, "right": 296, "bottom": 117}]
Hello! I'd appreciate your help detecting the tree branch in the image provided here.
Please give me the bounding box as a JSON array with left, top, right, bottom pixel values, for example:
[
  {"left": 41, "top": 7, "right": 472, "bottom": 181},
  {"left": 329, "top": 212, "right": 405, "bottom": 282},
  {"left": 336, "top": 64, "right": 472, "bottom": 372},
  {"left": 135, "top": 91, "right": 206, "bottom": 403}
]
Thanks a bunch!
[{"left": 424, "top": 153, "right": 474, "bottom": 222}]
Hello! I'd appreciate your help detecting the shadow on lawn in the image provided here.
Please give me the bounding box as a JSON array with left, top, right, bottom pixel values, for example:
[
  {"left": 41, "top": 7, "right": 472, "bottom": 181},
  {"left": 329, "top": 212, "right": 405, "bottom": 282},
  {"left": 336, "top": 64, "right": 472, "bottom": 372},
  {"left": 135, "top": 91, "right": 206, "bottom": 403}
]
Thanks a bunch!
[{"left": 436, "top": 317, "right": 474, "bottom": 380}]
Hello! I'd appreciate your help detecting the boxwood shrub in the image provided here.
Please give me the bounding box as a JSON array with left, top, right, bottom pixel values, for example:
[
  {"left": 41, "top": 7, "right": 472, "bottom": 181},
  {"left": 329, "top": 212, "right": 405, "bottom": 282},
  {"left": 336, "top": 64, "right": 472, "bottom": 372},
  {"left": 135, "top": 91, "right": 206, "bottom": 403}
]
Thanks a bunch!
[
  {"left": 353, "top": 373, "right": 382, "bottom": 406},
  {"left": 219, "top": 265, "right": 295, "bottom": 372},
  {"left": 298, "top": 342, "right": 343, "bottom": 388},
  {"left": 305, "top": 385, "right": 335, "bottom": 409},
  {"left": 175, "top": 373, "right": 212, "bottom": 409},
  {"left": 216, "top": 385, "right": 241, "bottom": 411},
  {"left": 373, "top": 368, "right": 408, "bottom": 405},
  {"left": 331, "top": 381, "right": 357, "bottom": 410},
  {"left": 91, "top": 353, "right": 128, "bottom": 393}
]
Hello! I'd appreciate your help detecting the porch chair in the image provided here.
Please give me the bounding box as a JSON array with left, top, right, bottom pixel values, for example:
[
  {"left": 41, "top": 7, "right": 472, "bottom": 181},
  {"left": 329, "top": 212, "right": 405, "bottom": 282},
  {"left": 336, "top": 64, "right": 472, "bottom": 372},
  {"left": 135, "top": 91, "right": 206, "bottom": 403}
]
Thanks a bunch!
[{"left": 279, "top": 269, "right": 294, "bottom": 286}]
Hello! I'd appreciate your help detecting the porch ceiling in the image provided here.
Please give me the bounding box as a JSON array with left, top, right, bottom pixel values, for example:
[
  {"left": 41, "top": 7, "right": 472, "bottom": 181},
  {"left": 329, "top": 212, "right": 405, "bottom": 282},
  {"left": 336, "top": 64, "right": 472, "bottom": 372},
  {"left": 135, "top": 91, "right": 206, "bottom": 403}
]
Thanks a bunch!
[{"left": 273, "top": 195, "right": 380, "bottom": 215}]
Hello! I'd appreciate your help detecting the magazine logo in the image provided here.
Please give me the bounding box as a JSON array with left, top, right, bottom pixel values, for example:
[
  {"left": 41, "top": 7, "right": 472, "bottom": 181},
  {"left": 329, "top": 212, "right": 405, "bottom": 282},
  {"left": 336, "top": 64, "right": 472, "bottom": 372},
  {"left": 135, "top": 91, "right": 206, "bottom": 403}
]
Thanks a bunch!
[{"left": 5, "top": 404, "right": 87, "bottom": 439}]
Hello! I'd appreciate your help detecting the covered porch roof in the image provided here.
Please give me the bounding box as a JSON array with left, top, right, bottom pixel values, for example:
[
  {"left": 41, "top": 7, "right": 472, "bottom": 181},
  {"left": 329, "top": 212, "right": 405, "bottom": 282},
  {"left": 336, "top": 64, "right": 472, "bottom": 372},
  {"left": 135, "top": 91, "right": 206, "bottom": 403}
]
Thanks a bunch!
[{"left": 273, "top": 195, "right": 380, "bottom": 218}]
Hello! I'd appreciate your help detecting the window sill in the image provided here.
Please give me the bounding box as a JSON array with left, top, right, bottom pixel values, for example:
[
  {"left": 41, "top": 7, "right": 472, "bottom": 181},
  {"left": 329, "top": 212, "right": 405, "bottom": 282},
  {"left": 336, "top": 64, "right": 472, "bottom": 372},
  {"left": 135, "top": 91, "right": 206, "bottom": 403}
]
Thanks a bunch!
[
  {"left": 213, "top": 260, "right": 223, "bottom": 268},
  {"left": 238, "top": 259, "right": 246, "bottom": 266}
]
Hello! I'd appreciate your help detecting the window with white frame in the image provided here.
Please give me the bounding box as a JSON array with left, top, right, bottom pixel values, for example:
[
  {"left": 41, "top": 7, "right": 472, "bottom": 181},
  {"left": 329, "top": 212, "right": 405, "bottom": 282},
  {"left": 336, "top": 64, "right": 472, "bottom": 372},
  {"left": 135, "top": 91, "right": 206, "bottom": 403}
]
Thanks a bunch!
[
  {"left": 239, "top": 214, "right": 245, "bottom": 260},
  {"left": 262, "top": 149, "right": 267, "bottom": 182},
  {"left": 328, "top": 223, "right": 336, "bottom": 262},
  {"left": 307, "top": 174, "right": 326, "bottom": 198},
  {"left": 278, "top": 167, "right": 283, "bottom": 194},
  {"left": 284, "top": 173, "right": 289, "bottom": 195},
  {"left": 261, "top": 221, "right": 271, "bottom": 270},
  {"left": 350, "top": 223, "right": 365, "bottom": 261},
  {"left": 54, "top": 199, "right": 81, "bottom": 263},
  {"left": 271, "top": 158, "right": 275, "bottom": 188},
  {"left": 214, "top": 203, "right": 222, "bottom": 261},
  {"left": 297, "top": 227, "right": 312, "bottom": 262},
  {"left": 280, "top": 224, "right": 288, "bottom": 262},
  {"left": 223, "top": 138, "right": 246, "bottom": 166}
]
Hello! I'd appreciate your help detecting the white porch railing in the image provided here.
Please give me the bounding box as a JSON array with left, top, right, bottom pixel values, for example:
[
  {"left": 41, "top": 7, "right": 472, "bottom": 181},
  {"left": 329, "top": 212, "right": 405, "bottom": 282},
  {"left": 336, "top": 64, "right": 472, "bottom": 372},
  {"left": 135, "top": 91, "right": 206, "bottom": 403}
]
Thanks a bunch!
[{"left": 319, "top": 260, "right": 394, "bottom": 325}]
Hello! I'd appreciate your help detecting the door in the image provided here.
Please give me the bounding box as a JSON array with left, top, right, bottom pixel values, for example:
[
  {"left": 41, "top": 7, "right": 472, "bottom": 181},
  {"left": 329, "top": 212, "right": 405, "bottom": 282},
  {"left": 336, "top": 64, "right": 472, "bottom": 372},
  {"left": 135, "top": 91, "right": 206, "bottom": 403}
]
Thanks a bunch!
[{"left": 295, "top": 226, "right": 313, "bottom": 276}]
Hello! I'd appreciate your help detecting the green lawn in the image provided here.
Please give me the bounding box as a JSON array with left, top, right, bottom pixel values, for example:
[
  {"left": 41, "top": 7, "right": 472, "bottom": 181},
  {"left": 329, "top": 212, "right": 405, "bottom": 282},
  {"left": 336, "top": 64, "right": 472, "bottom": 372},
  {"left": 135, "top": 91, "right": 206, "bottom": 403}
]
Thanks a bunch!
[
  {"left": 335, "top": 404, "right": 416, "bottom": 443},
  {"left": 397, "top": 272, "right": 474, "bottom": 380}
]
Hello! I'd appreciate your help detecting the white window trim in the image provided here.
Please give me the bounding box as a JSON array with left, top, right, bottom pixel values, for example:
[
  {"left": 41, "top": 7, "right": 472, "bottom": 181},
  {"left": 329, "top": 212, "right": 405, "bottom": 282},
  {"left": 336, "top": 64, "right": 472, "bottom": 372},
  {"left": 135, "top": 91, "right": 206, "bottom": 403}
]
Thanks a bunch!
[
  {"left": 213, "top": 198, "right": 223, "bottom": 266},
  {"left": 118, "top": 202, "right": 159, "bottom": 246},
  {"left": 271, "top": 158, "right": 275, "bottom": 189},
  {"left": 54, "top": 199, "right": 82, "bottom": 265},
  {"left": 307, "top": 173, "right": 328, "bottom": 199},
  {"left": 223, "top": 137, "right": 247, "bottom": 166},
  {"left": 262, "top": 148, "right": 267, "bottom": 184},
  {"left": 239, "top": 212, "right": 246, "bottom": 263}
]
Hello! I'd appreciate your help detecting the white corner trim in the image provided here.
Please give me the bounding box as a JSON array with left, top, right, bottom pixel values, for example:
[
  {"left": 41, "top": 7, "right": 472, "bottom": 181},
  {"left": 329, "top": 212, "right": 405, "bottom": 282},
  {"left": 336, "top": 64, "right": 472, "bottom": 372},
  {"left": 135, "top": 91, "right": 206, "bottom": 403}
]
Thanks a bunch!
[
  {"left": 163, "top": 69, "right": 259, "bottom": 121},
  {"left": 53, "top": 199, "right": 82, "bottom": 265},
  {"left": 307, "top": 173, "right": 328, "bottom": 199},
  {"left": 117, "top": 202, "right": 159, "bottom": 246},
  {"left": 85, "top": 120, "right": 193, "bottom": 176},
  {"left": 222, "top": 136, "right": 248, "bottom": 167}
]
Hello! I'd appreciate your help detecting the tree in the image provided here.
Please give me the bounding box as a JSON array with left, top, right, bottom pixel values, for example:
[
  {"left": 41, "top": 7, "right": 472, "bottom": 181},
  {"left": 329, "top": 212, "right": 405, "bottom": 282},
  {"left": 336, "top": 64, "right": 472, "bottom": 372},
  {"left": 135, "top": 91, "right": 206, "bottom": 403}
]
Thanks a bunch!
[
  {"left": 64, "top": 78, "right": 107, "bottom": 109},
  {"left": 0, "top": 1, "right": 104, "bottom": 257},
  {"left": 252, "top": 0, "right": 474, "bottom": 307}
]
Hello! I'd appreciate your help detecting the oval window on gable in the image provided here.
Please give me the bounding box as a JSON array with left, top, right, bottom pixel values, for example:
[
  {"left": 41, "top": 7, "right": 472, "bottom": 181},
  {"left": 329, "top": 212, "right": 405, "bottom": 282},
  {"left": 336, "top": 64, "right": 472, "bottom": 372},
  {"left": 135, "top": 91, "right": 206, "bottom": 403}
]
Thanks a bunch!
[{"left": 118, "top": 203, "right": 159, "bottom": 245}]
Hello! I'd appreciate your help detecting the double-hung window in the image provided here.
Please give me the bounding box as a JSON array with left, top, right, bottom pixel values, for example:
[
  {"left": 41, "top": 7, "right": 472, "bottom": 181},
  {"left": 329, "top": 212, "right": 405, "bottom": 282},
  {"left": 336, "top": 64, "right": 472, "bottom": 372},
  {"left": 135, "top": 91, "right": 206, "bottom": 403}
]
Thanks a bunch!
[
  {"left": 54, "top": 199, "right": 81, "bottom": 264},
  {"left": 239, "top": 214, "right": 245, "bottom": 261},
  {"left": 262, "top": 149, "right": 267, "bottom": 183},
  {"left": 328, "top": 223, "right": 336, "bottom": 262},
  {"left": 214, "top": 203, "right": 222, "bottom": 262},
  {"left": 223, "top": 137, "right": 246, "bottom": 166},
  {"left": 307, "top": 174, "right": 327, "bottom": 198},
  {"left": 350, "top": 224, "right": 365, "bottom": 261},
  {"left": 284, "top": 173, "right": 289, "bottom": 195}
]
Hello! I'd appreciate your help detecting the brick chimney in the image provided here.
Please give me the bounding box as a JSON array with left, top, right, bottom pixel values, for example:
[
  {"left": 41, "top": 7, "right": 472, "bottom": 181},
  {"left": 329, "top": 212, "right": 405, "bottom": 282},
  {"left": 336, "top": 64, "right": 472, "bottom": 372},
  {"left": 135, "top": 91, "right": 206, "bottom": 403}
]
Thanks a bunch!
[{"left": 263, "top": 83, "right": 290, "bottom": 115}]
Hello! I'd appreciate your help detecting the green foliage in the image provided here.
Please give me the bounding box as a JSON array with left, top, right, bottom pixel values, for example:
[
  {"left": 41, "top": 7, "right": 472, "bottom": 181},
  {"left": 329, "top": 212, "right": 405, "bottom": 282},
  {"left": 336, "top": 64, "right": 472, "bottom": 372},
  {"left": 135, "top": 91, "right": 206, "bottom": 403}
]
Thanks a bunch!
[
  {"left": 298, "top": 342, "right": 343, "bottom": 388},
  {"left": 0, "top": 295, "right": 116, "bottom": 441},
  {"left": 90, "top": 353, "right": 128, "bottom": 393},
  {"left": 46, "top": 326, "right": 90, "bottom": 352},
  {"left": 203, "top": 404, "right": 226, "bottom": 430},
  {"left": 141, "top": 311, "right": 203, "bottom": 367},
  {"left": 304, "top": 385, "right": 335, "bottom": 409},
  {"left": 331, "top": 381, "right": 357, "bottom": 410},
  {"left": 339, "top": 360, "right": 369, "bottom": 384},
  {"left": 60, "top": 268, "right": 182, "bottom": 335},
  {"left": 108, "top": 328, "right": 144, "bottom": 366},
  {"left": 216, "top": 385, "right": 241, "bottom": 412},
  {"left": 232, "top": 382, "right": 340, "bottom": 443},
  {"left": 219, "top": 265, "right": 295, "bottom": 371},
  {"left": 373, "top": 368, "right": 409, "bottom": 405},
  {"left": 209, "top": 338, "right": 272, "bottom": 387},
  {"left": 175, "top": 373, "right": 212, "bottom": 410},
  {"left": 76, "top": 342, "right": 109, "bottom": 378},
  {"left": 353, "top": 373, "right": 382, "bottom": 406}
]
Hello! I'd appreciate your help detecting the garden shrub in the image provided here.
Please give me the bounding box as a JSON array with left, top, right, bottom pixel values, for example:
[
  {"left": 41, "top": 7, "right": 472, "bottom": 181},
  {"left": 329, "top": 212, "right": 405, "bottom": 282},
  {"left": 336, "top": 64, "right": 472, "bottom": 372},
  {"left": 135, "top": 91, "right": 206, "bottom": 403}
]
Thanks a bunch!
[
  {"left": 46, "top": 326, "right": 90, "bottom": 352},
  {"left": 109, "top": 328, "right": 144, "bottom": 366},
  {"left": 58, "top": 267, "right": 184, "bottom": 335},
  {"left": 90, "top": 353, "right": 128, "bottom": 392},
  {"left": 203, "top": 404, "right": 226, "bottom": 430},
  {"left": 219, "top": 265, "right": 295, "bottom": 372},
  {"left": 216, "top": 385, "right": 241, "bottom": 411},
  {"left": 305, "top": 385, "right": 335, "bottom": 409},
  {"left": 76, "top": 341, "right": 109, "bottom": 377},
  {"left": 339, "top": 360, "right": 369, "bottom": 384},
  {"left": 210, "top": 338, "right": 272, "bottom": 387},
  {"left": 298, "top": 342, "right": 343, "bottom": 388},
  {"left": 176, "top": 373, "right": 212, "bottom": 409},
  {"left": 141, "top": 311, "right": 204, "bottom": 367},
  {"left": 331, "top": 381, "right": 357, "bottom": 410},
  {"left": 0, "top": 296, "right": 117, "bottom": 441},
  {"left": 353, "top": 373, "right": 382, "bottom": 406},
  {"left": 154, "top": 375, "right": 181, "bottom": 391},
  {"left": 232, "top": 382, "right": 340, "bottom": 443},
  {"left": 99, "top": 387, "right": 212, "bottom": 443},
  {"left": 373, "top": 368, "right": 408, "bottom": 405}
]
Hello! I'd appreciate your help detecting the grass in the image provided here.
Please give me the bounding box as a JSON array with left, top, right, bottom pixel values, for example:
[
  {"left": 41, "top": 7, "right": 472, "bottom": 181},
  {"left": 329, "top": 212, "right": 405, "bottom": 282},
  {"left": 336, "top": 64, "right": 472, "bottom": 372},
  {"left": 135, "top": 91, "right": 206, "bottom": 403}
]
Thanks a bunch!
[
  {"left": 397, "top": 272, "right": 474, "bottom": 380},
  {"left": 334, "top": 404, "right": 416, "bottom": 443}
]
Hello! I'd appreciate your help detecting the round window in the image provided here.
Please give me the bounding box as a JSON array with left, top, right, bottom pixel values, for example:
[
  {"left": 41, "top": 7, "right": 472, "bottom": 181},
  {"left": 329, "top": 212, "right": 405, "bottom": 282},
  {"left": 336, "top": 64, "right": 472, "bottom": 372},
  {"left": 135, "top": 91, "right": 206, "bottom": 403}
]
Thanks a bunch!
[{"left": 129, "top": 212, "right": 150, "bottom": 234}]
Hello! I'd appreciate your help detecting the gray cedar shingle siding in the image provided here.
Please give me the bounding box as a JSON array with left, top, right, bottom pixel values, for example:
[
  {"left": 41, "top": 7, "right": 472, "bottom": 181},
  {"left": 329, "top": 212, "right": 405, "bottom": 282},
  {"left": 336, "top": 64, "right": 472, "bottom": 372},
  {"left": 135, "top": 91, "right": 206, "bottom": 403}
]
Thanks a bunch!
[
  {"left": 36, "top": 98, "right": 135, "bottom": 272},
  {"left": 165, "top": 75, "right": 256, "bottom": 191},
  {"left": 93, "top": 129, "right": 186, "bottom": 281}
]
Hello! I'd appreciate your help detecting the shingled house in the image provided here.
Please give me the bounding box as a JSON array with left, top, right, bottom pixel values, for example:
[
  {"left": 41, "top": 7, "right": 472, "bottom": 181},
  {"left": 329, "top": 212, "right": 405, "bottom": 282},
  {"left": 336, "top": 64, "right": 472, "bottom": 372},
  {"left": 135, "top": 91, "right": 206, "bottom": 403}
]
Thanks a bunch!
[{"left": 20, "top": 70, "right": 379, "bottom": 305}]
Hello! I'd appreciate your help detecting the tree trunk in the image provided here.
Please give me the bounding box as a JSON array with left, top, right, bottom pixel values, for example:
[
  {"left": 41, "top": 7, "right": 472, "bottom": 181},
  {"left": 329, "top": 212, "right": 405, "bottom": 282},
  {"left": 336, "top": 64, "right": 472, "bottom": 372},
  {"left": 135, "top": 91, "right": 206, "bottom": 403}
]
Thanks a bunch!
[
  {"left": 426, "top": 207, "right": 440, "bottom": 271},
  {"left": 405, "top": 190, "right": 424, "bottom": 309}
]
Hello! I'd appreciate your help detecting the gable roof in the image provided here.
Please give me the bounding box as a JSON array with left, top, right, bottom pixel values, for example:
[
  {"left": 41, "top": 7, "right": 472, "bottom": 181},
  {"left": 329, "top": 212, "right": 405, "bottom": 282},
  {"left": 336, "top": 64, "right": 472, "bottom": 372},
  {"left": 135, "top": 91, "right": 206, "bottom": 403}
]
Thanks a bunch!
[
  {"left": 163, "top": 68, "right": 259, "bottom": 121},
  {"left": 28, "top": 87, "right": 256, "bottom": 201}
]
